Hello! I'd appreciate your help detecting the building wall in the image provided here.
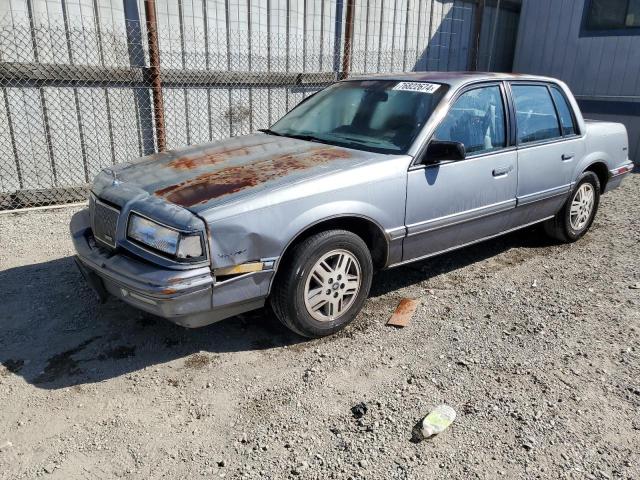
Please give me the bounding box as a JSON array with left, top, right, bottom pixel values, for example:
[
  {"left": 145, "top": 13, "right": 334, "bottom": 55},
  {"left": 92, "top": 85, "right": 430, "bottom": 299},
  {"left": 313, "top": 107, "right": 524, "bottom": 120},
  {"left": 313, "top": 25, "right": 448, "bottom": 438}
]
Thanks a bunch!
[
  {"left": 477, "top": 3, "right": 520, "bottom": 72},
  {"left": 513, "top": 0, "right": 640, "bottom": 162}
]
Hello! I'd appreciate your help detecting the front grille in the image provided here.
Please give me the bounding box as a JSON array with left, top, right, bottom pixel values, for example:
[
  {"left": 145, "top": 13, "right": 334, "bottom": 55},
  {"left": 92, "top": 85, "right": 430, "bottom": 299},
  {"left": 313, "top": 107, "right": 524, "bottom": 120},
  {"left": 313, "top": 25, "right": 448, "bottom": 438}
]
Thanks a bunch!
[{"left": 91, "top": 198, "right": 120, "bottom": 248}]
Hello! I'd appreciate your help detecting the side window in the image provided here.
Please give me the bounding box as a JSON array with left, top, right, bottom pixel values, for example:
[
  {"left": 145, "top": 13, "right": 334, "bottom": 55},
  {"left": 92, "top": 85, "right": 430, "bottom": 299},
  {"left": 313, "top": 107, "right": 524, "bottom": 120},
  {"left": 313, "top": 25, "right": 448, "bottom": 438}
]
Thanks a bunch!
[
  {"left": 512, "top": 85, "right": 561, "bottom": 144},
  {"left": 550, "top": 87, "right": 577, "bottom": 136},
  {"left": 433, "top": 85, "right": 506, "bottom": 155}
]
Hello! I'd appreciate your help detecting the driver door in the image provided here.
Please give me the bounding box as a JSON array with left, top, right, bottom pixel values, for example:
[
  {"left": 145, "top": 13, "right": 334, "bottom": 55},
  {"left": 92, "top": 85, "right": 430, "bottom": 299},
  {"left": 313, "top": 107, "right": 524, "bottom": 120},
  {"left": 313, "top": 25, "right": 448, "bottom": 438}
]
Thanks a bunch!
[{"left": 403, "top": 83, "right": 518, "bottom": 261}]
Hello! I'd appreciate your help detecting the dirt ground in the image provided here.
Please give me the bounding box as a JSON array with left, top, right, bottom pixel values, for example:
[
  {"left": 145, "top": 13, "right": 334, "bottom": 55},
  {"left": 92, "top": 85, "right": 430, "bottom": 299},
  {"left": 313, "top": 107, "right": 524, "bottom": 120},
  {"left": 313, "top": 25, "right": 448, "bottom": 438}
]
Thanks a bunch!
[{"left": 1, "top": 174, "right": 638, "bottom": 480}]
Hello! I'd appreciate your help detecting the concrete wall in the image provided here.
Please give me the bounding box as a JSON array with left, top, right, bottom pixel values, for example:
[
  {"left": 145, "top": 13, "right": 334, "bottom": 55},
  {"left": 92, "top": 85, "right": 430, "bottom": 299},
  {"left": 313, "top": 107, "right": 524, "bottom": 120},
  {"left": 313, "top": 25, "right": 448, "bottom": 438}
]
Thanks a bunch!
[{"left": 513, "top": 0, "right": 640, "bottom": 162}]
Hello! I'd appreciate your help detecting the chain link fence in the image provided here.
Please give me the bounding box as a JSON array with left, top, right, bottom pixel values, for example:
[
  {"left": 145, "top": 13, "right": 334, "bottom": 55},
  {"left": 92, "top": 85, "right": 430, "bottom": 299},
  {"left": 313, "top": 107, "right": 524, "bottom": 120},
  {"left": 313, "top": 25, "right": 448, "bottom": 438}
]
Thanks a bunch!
[{"left": 0, "top": 0, "right": 487, "bottom": 211}]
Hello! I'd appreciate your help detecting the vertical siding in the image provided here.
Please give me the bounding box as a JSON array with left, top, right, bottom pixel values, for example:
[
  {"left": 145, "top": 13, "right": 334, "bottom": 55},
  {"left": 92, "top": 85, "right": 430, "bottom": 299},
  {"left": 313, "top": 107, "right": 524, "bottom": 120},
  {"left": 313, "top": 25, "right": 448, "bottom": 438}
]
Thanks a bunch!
[
  {"left": 477, "top": 3, "right": 518, "bottom": 72},
  {"left": 514, "top": 0, "right": 640, "bottom": 99},
  {"left": 514, "top": 0, "right": 640, "bottom": 160}
]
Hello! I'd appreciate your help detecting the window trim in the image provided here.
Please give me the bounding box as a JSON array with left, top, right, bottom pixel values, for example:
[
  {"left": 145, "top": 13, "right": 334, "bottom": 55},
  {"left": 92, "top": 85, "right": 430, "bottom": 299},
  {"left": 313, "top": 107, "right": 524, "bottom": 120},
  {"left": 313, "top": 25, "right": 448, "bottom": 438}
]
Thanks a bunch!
[
  {"left": 580, "top": 0, "right": 640, "bottom": 38},
  {"left": 412, "top": 81, "right": 512, "bottom": 168},
  {"left": 548, "top": 85, "right": 580, "bottom": 138}
]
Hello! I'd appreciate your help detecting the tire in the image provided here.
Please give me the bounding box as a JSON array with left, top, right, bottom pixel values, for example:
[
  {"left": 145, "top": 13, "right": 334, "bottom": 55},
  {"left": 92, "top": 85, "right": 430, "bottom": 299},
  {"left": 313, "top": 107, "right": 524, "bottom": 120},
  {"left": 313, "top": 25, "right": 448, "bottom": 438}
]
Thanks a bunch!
[
  {"left": 270, "top": 229, "right": 373, "bottom": 338},
  {"left": 543, "top": 171, "right": 600, "bottom": 243}
]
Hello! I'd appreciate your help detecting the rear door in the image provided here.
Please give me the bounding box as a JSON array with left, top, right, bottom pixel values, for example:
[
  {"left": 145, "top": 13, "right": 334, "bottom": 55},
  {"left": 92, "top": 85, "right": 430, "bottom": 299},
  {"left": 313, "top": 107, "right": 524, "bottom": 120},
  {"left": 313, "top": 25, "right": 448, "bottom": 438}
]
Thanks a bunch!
[
  {"left": 510, "top": 83, "right": 585, "bottom": 221},
  {"left": 403, "top": 82, "right": 518, "bottom": 261}
]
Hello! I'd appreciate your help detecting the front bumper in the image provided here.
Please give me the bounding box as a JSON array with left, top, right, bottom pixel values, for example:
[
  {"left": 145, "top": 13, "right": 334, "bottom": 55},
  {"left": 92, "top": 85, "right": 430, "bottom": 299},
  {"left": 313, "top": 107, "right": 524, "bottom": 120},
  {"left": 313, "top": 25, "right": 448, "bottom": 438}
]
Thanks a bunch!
[{"left": 70, "top": 209, "right": 269, "bottom": 327}]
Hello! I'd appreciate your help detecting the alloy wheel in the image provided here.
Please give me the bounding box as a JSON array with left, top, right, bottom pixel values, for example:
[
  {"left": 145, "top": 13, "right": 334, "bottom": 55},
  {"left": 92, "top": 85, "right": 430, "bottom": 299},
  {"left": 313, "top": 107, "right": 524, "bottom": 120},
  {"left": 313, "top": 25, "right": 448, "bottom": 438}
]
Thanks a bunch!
[
  {"left": 570, "top": 183, "right": 595, "bottom": 231},
  {"left": 303, "top": 249, "right": 361, "bottom": 322}
]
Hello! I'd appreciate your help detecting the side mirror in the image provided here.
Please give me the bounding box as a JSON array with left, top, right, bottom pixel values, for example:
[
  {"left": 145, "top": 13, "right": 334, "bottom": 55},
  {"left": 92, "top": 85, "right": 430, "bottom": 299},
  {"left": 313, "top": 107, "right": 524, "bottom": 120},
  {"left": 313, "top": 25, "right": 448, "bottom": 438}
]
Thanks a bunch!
[{"left": 423, "top": 140, "right": 466, "bottom": 164}]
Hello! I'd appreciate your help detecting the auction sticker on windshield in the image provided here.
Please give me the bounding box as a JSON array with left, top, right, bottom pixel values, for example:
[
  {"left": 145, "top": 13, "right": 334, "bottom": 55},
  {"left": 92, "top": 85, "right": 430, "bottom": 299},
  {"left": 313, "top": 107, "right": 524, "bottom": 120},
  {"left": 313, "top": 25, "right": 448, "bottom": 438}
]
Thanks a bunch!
[{"left": 393, "top": 82, "right": 440, "bottom": 94}]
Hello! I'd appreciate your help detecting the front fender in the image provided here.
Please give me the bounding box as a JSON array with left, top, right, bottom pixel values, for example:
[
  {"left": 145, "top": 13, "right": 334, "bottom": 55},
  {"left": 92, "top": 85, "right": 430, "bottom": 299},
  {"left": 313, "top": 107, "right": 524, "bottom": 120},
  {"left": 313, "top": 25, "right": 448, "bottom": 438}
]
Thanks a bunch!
[
  {"left": 207, "top": 199, "right": 401, "bottom": 270},
  {"left": 205, "top": 170, "right": 407, "bottom": 269}
]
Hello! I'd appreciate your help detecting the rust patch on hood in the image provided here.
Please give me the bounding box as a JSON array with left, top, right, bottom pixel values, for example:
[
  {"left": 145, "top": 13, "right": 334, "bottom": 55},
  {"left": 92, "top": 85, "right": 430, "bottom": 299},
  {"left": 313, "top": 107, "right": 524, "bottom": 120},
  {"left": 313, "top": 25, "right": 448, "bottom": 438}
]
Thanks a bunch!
[
  {"left": 155, "top": 146, "right": 352, "bottom": 207},
  {"left": 167, "top": 141, "right": 274, "bottom": 170}
]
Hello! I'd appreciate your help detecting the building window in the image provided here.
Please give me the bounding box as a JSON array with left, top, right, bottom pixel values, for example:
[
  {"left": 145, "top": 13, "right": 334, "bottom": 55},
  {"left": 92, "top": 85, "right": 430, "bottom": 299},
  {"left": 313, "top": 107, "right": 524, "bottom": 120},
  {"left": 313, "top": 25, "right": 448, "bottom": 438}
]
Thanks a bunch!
[{"left": 582, "top": 0, "right": 640, "bottom": 36}]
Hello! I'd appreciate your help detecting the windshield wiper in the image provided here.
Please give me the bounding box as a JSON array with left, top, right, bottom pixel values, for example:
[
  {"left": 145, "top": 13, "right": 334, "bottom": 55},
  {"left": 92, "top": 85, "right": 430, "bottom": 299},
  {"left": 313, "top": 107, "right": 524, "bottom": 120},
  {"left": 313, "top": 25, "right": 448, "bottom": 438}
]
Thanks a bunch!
[
  {"left": 258, "top": 129, "right": 327, "bottom": 144},
  {"left": 259, "top": 129, "right": 331, "bottom": 145},
  {"left": 258, "top": 128, "right": 284, "bottom": 136}
]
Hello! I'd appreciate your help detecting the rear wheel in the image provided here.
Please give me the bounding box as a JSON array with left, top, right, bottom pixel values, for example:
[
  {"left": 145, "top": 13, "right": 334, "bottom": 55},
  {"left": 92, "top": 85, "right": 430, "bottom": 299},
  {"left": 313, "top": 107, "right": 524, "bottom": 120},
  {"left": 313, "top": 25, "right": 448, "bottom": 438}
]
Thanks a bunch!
[
  {"left": 544, "top": 171, "right": 600, "bottom": 243},
  {"left": 270, "top": 230, "right": 373, "bottom": 338}
]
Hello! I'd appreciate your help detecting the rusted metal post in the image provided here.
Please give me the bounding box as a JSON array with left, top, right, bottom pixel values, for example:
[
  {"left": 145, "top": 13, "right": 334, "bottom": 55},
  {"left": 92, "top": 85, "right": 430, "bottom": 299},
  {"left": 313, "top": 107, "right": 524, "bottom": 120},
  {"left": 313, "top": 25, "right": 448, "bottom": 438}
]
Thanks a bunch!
[
  {"left": 469, "top": 0, "right": 485, "bottom": 71},
  {"left": 144, "top": 0, "right": 167, "bottom": 152},
  {"left": 341, "top": 0, "right": 355, "bottom": 79}
]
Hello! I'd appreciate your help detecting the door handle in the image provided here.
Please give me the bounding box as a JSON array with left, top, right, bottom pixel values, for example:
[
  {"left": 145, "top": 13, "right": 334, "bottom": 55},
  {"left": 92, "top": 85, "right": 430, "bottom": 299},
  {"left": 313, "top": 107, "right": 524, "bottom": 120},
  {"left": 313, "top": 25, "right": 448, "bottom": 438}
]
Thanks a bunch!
[
  {"left": 561, "top": 153, "right": 574, "bottom": 161},
  {"left": 492, "top": 166, "right": 511, "bottom": 177}
]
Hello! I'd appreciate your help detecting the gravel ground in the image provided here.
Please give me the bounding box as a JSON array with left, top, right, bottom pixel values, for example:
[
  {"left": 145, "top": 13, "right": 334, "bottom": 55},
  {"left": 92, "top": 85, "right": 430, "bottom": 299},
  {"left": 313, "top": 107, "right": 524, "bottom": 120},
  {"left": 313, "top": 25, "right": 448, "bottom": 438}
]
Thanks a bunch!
[{"left": 1, "top": 175, "right": 638, "bottom": 480}]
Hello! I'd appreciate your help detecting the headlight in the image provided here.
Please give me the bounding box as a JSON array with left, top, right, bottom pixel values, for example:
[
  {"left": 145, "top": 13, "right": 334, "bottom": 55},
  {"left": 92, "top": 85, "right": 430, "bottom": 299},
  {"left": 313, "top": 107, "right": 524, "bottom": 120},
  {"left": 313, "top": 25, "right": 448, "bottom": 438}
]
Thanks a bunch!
[{"left": 127, "top": 214, "right": 204, "bottom": 260}]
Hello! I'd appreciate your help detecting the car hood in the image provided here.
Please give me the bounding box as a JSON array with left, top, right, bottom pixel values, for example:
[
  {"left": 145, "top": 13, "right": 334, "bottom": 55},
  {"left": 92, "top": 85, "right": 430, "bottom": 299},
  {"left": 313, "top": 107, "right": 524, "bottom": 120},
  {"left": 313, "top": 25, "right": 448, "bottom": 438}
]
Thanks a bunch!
[{"left": 106, "top": 134, "right": 378, "bottom": 213}]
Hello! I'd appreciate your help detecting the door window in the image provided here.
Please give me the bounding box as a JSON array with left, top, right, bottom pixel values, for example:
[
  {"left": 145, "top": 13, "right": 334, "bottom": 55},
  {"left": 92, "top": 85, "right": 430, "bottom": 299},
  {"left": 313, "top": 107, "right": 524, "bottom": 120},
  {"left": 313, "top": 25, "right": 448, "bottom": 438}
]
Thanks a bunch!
[
  {"left": 433, "top": 85, "right": 506, "bottom": 155},
  {"left": 512, "top": 85, "right": 561, "bottom": 144},
  {"left": 550, "top": 87, "right": 577, "bottom": 136}
]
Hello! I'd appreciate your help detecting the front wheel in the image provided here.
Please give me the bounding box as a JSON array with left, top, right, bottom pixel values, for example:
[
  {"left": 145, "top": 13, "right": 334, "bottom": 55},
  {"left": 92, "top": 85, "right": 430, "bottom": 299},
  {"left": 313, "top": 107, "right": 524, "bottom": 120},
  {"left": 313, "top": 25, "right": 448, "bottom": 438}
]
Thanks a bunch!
[
  {"left": 544, "top": 171, "right": 600, "bottom": 243},
  {"left": 270, "top": 230, "right": 373, "bottom": 338}
]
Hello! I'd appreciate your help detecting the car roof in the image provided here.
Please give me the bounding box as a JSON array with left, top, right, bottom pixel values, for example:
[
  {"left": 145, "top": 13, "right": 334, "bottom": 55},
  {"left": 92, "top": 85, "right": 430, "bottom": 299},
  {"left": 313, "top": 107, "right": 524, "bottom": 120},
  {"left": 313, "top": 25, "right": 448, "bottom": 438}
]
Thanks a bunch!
[{"left": 345, "top": 71, "right": 559, "bottom": 89}]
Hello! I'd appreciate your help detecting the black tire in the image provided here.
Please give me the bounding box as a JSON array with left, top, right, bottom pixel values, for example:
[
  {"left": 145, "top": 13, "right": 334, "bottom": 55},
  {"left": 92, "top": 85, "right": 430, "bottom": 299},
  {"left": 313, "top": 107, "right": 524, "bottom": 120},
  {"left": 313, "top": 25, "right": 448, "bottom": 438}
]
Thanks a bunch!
[
  {"left": 543, "top": 171, "right": 600, "bottom": 243},
  {"left": 270, "top": 229, "right": 373, "bottom": 338}
]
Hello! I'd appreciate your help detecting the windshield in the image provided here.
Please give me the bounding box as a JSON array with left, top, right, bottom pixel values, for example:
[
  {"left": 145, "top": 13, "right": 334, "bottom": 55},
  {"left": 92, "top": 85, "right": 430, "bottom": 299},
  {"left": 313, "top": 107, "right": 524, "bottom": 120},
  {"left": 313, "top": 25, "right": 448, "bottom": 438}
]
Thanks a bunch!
[{"left": 269, "top": 80, "right": 449, "bottom": 154}]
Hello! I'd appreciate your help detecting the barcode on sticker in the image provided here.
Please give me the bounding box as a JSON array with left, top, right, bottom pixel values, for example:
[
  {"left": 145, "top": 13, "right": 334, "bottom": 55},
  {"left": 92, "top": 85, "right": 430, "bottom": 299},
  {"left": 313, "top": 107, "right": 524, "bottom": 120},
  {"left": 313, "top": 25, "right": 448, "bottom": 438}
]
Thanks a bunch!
[{"left": 393, "top": 82, "right": 440, "bottom": 94}]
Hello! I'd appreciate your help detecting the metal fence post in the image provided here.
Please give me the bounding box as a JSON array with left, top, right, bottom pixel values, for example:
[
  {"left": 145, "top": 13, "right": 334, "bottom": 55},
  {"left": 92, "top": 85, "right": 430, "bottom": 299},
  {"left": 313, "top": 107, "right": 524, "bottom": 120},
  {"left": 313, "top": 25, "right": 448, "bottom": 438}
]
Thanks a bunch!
[
  {"left": 123, "top": 0, "right": 156, "bottom": 155},
  {"left": 341, "top": 0, "right": 355, "bottom": 79},
  {"left": 333, "top": 0, "right": 344, "bottom": 77},
  {"left": 144, "top": 0, "right": 167, "bottom": 152}
]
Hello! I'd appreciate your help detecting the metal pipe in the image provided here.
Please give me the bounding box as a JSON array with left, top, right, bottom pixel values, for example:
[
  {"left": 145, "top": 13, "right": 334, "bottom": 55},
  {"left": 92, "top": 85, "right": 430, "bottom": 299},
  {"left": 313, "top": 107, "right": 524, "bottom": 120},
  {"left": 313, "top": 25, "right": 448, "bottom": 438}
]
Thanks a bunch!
[
  {"left": 319, "top": 0, "right": 325, "bottom": 71},
  {"left": 286, "top": 0, "right": 291, "bottom": 73},
  {"left": 333, "top": 0, "right": 344, "bottom": 75},
  {"left": 363, "top": 0, "right": 370, "bottom": 72},
  {"left": 377, "top": 0, "right": 384, "bottom": 72},
  {"left": 177, "top": 0, "right": 190, "bottom": 145},
  {"left": 342, "top": 0, "right": 355, "bottom": 78},
  {"left": 144, "top": 0, "right": 167, "bottom": 152},
  {"left": 402, "top": 0, "right": 411, "bottom": 72},
  {"left": 25, "top": 0, "right": 40, "bottom": 62},
  {"left": 390, "top": 0, "right": 397, "bottom": 70},
  {"left": 202, "top": 0, "right": 212, "bottom": 141},
  {"left": 2, "top": 88, "right": 23, "bottom": 190}
]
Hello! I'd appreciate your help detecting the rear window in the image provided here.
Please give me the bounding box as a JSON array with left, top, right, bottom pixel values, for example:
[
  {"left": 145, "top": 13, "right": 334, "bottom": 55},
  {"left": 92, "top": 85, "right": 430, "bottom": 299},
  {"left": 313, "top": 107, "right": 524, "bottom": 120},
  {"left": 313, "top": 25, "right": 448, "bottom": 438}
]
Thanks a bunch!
[{"left": 512, "top": 85, "right": 561, "bottom": 144}]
